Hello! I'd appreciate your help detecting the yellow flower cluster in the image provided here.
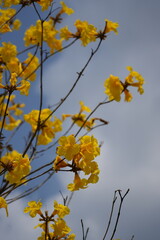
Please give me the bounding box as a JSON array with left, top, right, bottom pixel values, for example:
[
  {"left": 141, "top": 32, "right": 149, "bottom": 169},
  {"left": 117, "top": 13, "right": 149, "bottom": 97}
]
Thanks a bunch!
[
  {"left": 24, "top": 109, "right": 62, "bottom": 145},
  {"left": 24, "top": 19, "right": 62, "bottom": 54},
  {"left": 24, "top": 11, "right": 118, "bottom": 53},
  {"left": 0, "top": 150, "right": 31, "bottom": 184},
  {"left": 0, "top": 42, "right": 39, "bottom": 95},
  {"left": 60, "top": 18, "right": 119, "bottom": 46},
  {"left": 24, "top": 200, "right": 76, "bottom": 240},
  {"left": 0, "top": 0, "right": 20, "bottom": 7},
  {"left": 0, "top": 95, "right": 24, "bottom": 130},
  {"left": 54, "top": 134, "right": 100, "bottom": 191},
  {"left": 62, "top": 101, "right": 95, "bottom": 130},
  {"left": 0, "top": 197, "right": 8, "bottom": 216},
  {"left": 104, "top": 67, "right": 145, "bottom": 102},
  {"left": 74, "top": 20, "right": 98, "bottom": 46},
  {"left": 0, "top": 8, "right": 21, "bottom": 33}
]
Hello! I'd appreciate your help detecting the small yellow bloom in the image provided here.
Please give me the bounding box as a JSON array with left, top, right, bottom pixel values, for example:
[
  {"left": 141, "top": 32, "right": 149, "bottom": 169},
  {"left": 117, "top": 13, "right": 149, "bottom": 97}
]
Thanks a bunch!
[
  {"left": 53, "top": 200, "right": 70, "bottom": 218},
  {"left": 24, "top": 201, "right": 42, "bottom": 217},
  {"left": 0, "top": 197, "right": 8, "bottom": 216},
  {"left": 53, "top": 155, "right": 68, "bottom": 171},
  {"left": 125, "top": 66, "right": 145, "bottom": 95},
  {"left": 16, "top": 80, "right": 30, "bottom": 96},
  {"left": 57, "top": 135, "right": 80, "bottom": 160},
  {"left": 67, "top": 173, "right": 88, "bottom": 191},
  {"left": 60, "top": 26, "right": 73, "bottom": 41},
  {"left": 0, "top": 8, "right": 19, "bottom": 33},
  {"left": 104, "top": 74, "right": 124, "bottom": 101},
  {"left": 124, "top": 89, "right": 133, "bottom": 102},
  {"left": 79, "top": 101, "right": 91, "bottom": 113},
  {"left": 51, "top": 218, "right": 72, "bottom": 238},
  {"left": 37, "top": 0, "right": 53, "bottom": 11},
  {"left": 60, "top": 1, "right": 74, "bottom": 15},
  {"left": 1, "top": 150, "right": 31, "bottom": 184},
  {"left": 12, "top": 19, "right": 21, "bottom": 30},
  {"left": 0, "top": 42, "right": 17, "bottom": 63},
  {"left": 24, "top": 109, "right": 62, "bottom": 145},
  {"left": 21, "top": 53, "right": 39, "bottom": 81},
  {"left": 74, "top": 20, "right": 97, "bottom": 46},
  {"left": 104, "top": 19, "right": 119, "bottom": 34}
]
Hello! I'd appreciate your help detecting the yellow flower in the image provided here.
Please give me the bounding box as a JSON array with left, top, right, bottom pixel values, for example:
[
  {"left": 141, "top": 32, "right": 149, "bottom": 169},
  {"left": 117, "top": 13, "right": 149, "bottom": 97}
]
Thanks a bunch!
[
  {"left": 57, "top": 135, "right": 80, "bottom": 160},
  {"left": 60, "top": 1, "right": 74, "bottom": 15},
  {"left": 2, "top": 115, "right": 21, "bottom": 130},
  {"left": 9, "top": 72, "right": 17, "bottom": 86},
  {"left": 79, "top": 101, "right": 91, "bottom": 113},
  {"left": 1, "top": 150, "right": 31, "bottom": 184},
  {"left": 21, "top": 53, "right": 39, "bottom": 81},
  {"left": 104, "top": 19, "right": 119, "bottom": 34},
  {"left": 51, "top": 218, "right": 71, "bottom": 238},
  {"left": 12, "top": 19, "right": 21, "bottom": 30},
  {"left": 125, "top": 66, "right": 145, "bottom": 94},
  {"left": 74, "top": 20, "right": 98, "bottom": 46},
  {"left": 6, "top": 57, "right": 22, "bottom": 74},
  {"left": 24, "top": 19, "right": 60, "bottom": 53},
  {"left": 124, "top": 89, "right": 133, "bottom": 102},
  {"left": 53, "top": 155, "right": 68, "bottom": 171},
  {"left": 80, "top": 135, "right": 100, "bottom": 162},
  {"left": 16, "top": 80, "right": 31, "bottom": 96},
  {"left": 67, "top": 173, "right": 88, "bottom": 191},
  {"left": 53, "top": 201, "right": 70, "bottom": 218},
  {"left": 0, "top": 8, "right": 19, "bottom": 33},
  {"left": 0, "top": 197, "right": 8, "bottom": 216},
  {"left": 87, "top": 173, "right": 99, "bottom": 184},
  {"left": 0, "top": 42, "right": 17, "bottom": 63},
  {"left": 104, "top": 74, "right": 124, "bottom": 101},
  {"left": 37, "top": 0, "right": 53, "bottom": 11},
  {"left": 60, "top": 26, "right": 73, "bottom": 40},
  {"left": 66, "top": 234, "right": 76, "bottom": 240},
  {"left": 24, "top": 109, "right": 62, "bottom": 145},
  {"left": 24, "top": 201, "right": 42, "bottom": 217},
  {"left": 0, "top": 0, "right": 20, "bottom": 7}
]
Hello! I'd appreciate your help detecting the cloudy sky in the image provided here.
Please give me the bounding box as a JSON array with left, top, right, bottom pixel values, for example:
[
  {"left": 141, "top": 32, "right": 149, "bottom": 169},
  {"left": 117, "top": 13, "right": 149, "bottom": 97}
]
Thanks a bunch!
[{"left": 1, "top": 0, "right": 160, "bottom": 240}]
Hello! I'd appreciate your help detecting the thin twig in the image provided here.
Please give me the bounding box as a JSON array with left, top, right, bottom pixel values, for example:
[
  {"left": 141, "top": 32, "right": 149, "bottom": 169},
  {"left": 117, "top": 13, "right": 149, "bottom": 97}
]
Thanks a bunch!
[
  {"left": 102, "top": 191, "right": 117, "bottom": 240},
  {"left": 110, "top": 189, "right": 130, "bottom": 240}
]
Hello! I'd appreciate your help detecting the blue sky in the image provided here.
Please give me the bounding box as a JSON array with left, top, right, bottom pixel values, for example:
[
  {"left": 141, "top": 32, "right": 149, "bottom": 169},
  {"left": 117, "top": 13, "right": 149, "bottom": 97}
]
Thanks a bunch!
[{"left": 1, "top": 0, "right": 160, "bottom": 240}]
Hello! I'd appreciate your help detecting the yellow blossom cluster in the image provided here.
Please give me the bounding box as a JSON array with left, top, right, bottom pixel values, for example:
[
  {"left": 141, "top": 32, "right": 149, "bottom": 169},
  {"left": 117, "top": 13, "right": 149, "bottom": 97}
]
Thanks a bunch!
[
  {"left": 53, "top": 134, "right": 100, "bottom": 191},
  {"left": 0, "top": 150, "right": 31, "bottom": 184},
  {"left": 0, "top": 95, "right": 25, "bottom": 130},
  {"left": 104, "top": 66, "right": 145, "bottom": 102},
  {"left": 74, "top": 20, "right": 98, "bottom": 46},
  {"left": 62, "top": 101, "right": 95, "bottom": 130},
  {"left": 24, "top": 4, "right": 118, "bottom": 53},
  {"left": 24, "top": 2, "right": 74, "bottom": 53},
  {"left": 0, "top": 8, "right": 21, "bottom": 33},
  {"left": 24, "top": 200, "right": 76, "bottom": 240},
  {"left": 0, "top": 42, "right": 39, "bottom": 95},
  {"left": 24, "top": 109, "right": 62, "bottom": 145},
  {"left": 24, "top": 19, "right": 62, "bottom": 54},
  {"left": 60, "top": 18, "right": 119, "bottom": 46},
  {"left": 0, "top": 0, "right": 20, "bottom": 8}
]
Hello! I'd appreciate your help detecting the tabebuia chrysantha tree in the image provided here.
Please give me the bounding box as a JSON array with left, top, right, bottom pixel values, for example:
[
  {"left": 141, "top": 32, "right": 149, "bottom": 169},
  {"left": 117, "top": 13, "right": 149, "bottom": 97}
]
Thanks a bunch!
[{"left": 0, "top": 1, "right": 144, "bottom": 239}]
